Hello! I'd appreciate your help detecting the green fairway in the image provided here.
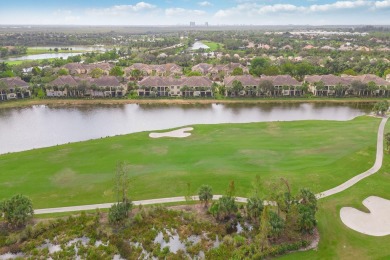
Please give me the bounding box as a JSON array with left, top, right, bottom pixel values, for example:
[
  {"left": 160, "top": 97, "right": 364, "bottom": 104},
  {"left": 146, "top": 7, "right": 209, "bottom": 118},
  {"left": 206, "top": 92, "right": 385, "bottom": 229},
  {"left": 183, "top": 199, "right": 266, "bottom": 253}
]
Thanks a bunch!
[
  {"left": 0, "top": 116, "right": 381, "bottom": 209},
  {"left": 26, "top": 48, "right": 86, "bottom": 55},
  {"left": 4, "top": 58, "right": 57, "bottom": 65},
  {"left": 278, "top": 121, "right": 390, "bottom": 260},
  {"left": 202, "top": 41, "right": 224, "bottom": 51}
]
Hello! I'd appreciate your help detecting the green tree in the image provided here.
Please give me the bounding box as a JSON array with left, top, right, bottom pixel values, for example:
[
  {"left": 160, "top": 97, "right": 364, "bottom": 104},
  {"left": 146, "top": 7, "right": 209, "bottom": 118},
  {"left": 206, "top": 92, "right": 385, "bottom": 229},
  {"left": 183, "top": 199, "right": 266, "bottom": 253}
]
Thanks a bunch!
[
  {"left": 231, "top": 67, "right": 243, "bottom": 76},
  {"left": 114, "top": 162, "right": 131, "bottom": 203},
  {"left": 90, "top": 68, "right": 104, "bottom": 78},
  {"left": 259, "top": 80, "right": 274, "bottom": 96},
  {"left": 257, "top": 206, "right": 270, "bottom": 251},
  {"left": 246, "top": 196, "right": 263, "bottom": 220},
  {"left": 385, "top": 132, "right": 390, "bottom": 153},
  {"left": 268, "top": 211, "right": 285, "bottom": 239},
  {"left": 109, "top": 66, "right": 124, "bottom": 77},
  {"left": 373, "top": 100, "right": 389, "bottom": 116},
  {"left": 1, "top": 194, "right": 34, "bottom": 228},
  {"left": 130, "top": 69, "right": 142, "bottom": 80},
  {"left": 296, "top": 188, "right": 317, "bottom": 234},
  {"left": 218, "top": 196, "right": 237, "bottom": 219},
  {"left": 198, "top": 185, "right": 213, "bottom": 208},
  {"left": 231, "top": 80, "right": 243, "bottom": 96},
  {"left": 185, "top": 71, "right": 202, "bottom": 77},
  {"left": 58, "top": 68, "right": 69, "bottom": 76},
  {"left": 250, "top": 57, "right": 270, "bottom": 76},
  {"left": 108, "top": 201, "right": 132, "bottom": 225},
  {"left": 342, "top": 69, "right": 358, "bottom": 76}
]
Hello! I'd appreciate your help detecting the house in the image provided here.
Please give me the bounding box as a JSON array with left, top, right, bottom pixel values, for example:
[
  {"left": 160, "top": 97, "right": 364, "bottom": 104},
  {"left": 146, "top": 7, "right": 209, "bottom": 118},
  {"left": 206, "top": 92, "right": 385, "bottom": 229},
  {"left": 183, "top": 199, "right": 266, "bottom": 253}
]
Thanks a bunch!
[
  {"left": 192, "top": 62, "right": 249, "bottom": 79},
  {"left": 262, "top": 75, "right": 303, "bottom": 96},
  {"left": 47, "top": 75, "right": 78, "bottom": 97},
  {"left": 321, "top": 46, "right": 336, "bottom": 51},
  {"left": 137, "top": 76, "right": 213, "bottom": 97},
  {"left": 84, "top": 63, "right": 113, "bottom": 75},
  {"left": 192, "top": 63, "right": 213, "bottom": 75},
  {"left": 0, "top": 77, "right": 30, "bottom": 101},
  {"left": 305, "top": 75, "right": 349, "bottom": 96},
  {"left": 303, "top": 45, "right": 315, "bottom": 50},
  {"left": 341, "top": 74, "right": 390, "bottom": 96},
  {"left": 63, "top": 63, "right": 87, "bottom": 75},
  {"left": 62, "top": 62, "right": 112, "bottom": 76},
  {"left": 224, "top": 75, "right": 260, "bottom": 96},
  {"left": 92, "top": 76, "right": 125, "bottom": 97},
  {"left": 47, "top": 75, "right": 125, "bottom": 98},
  {"left": 126, "top": 63, "right": 183, "bottom": 77},
  {"left": 181, "top": 76, "right": 213, "bottom": 97}
]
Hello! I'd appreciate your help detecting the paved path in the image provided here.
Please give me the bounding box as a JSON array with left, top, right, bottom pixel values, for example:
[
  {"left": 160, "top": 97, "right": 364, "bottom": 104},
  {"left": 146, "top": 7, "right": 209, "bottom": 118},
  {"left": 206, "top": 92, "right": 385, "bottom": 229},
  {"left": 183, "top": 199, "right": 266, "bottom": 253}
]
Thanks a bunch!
[
  {"left": 316, "top": 117, "right": 388, "bottom": 199},
  {"left": 34, "top": 117, "right": 388, "bottom": 215}
]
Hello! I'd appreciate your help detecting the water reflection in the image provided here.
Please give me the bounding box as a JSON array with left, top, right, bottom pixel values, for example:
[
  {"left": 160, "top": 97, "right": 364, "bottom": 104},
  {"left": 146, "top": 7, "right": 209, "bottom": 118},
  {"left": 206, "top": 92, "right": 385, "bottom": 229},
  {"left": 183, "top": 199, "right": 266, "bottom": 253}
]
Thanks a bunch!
[{"left": 0, "top": 103, "right": 371, "bottom": 154}]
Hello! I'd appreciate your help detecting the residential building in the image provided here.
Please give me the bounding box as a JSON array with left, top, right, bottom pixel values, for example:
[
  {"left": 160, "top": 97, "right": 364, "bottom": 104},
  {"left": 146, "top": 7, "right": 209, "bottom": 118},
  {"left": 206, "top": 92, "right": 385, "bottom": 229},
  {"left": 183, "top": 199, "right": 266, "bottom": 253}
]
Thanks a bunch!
[
  {"left": 137, "top": 76, "right": 213, "bottom": 97},
  {"left": 47, "top": 75, "right": 125, "bottom": 98},
  {"left": 0, "top": 77, "right": 30, "bottom": 101}
]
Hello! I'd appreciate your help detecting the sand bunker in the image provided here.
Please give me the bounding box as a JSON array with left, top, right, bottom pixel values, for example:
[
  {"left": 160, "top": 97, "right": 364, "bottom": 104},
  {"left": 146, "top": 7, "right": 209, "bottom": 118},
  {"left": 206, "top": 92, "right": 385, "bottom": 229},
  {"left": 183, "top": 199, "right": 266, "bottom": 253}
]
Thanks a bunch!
[
  {"left": 340, "top": 196, "right": 390, "bottom": 236},
  {"left": 149, "top": 127, "right": 193, "bottom": 138}
]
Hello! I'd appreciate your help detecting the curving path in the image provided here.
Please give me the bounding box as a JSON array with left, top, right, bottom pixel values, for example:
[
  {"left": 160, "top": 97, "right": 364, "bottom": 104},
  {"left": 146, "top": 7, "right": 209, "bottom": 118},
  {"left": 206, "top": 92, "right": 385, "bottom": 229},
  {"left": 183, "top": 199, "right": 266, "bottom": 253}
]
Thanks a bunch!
[
  {"left": 34, "top": 117, "right": 388, "bottom": 215},
  {"left": 316, "top": 117, "right": 388, "bottom": 199}
]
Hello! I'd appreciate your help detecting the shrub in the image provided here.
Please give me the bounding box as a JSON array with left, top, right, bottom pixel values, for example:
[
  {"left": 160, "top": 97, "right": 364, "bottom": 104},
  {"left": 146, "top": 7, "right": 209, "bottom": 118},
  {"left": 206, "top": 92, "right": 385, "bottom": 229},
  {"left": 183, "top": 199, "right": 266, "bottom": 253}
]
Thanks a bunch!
[
  {"left": 108, "top": 202, "right": 132, "bottom": 225},
  {"left": 1, "top": 194, "right": 34, "bottom": 228}
]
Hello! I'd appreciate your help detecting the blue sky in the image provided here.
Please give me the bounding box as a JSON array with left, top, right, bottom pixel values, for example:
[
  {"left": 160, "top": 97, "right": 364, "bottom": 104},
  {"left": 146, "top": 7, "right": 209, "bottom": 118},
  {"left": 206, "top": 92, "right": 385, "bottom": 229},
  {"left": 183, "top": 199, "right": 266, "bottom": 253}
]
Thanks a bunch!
[{"left": 0, "top": 0, "right": 389, "bottom": 25}]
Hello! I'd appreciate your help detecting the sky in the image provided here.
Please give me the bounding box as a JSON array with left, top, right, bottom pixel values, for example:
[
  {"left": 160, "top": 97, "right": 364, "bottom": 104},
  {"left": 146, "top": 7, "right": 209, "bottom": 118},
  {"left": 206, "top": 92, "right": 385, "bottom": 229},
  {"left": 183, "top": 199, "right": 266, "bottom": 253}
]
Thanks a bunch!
[{"left": 0, "top": 0, "right": 389, "bottom": 25}]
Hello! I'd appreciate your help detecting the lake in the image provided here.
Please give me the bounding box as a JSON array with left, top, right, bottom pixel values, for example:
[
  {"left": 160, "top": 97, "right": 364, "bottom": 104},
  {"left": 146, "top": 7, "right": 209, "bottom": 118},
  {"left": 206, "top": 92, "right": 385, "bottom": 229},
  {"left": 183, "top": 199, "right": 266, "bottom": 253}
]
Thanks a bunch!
[
  {"left": 0, "top": 103, "right": 371, "bottom": 154},
  {"left": 29, "top": 46, "right": 108, "bottom": 52},
  {"left": 0, "top": 53, "right": 83, "bottom": 62}
]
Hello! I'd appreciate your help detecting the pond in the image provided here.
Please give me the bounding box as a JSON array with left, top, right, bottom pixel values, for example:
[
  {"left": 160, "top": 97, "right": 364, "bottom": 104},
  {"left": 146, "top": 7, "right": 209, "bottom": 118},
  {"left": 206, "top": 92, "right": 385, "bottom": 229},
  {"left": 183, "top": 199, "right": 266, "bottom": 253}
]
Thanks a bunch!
[
  {"left": 0, "top": 53, "right": 83, "bottom": 62},
  {"left": 191, "top": 41, "right": 210, "bottom": 50},
  {"left": 0, "top": 103, "right": 371, "bottom": 154}
]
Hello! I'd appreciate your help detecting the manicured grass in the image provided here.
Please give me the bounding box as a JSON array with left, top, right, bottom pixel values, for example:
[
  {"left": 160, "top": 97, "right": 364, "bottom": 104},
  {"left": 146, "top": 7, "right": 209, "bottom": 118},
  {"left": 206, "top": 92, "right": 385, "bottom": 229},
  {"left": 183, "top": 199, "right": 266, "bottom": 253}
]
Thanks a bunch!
[
  {"left": 202, "top": 41, "right": 224, "bottom": 51},
  {"left": 0, "top": 116, "right": 380, "bottom": 209},
  {"left": 278, "top": 122, "right": 390, "bottom": 260},
  {"left": 4, "top": 58, "right": 57, "bottom": 66},
  {"left": 26, "top": 48, "right": 86, "bottom": 55},
  {"left": 0, "top": 98, "right": 385, "bottom": 110}
]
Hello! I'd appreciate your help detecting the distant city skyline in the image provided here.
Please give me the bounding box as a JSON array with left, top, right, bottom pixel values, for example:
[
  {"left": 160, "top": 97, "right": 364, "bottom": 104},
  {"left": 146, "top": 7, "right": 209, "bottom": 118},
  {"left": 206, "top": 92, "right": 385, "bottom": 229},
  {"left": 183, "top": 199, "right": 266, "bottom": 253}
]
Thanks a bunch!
[{"left": 0, "top": 0, "right": 389, "bottom": 25}]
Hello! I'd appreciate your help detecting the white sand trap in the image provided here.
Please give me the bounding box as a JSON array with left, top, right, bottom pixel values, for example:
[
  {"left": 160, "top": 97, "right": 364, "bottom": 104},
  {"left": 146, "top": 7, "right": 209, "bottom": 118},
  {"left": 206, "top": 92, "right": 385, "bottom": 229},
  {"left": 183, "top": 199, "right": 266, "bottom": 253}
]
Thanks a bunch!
[
  {"left": 340, "top": 196, "right": 390, "bottom": 236},
  {"left": 149, "top": 127, "right": 193, "bottom": 138}
]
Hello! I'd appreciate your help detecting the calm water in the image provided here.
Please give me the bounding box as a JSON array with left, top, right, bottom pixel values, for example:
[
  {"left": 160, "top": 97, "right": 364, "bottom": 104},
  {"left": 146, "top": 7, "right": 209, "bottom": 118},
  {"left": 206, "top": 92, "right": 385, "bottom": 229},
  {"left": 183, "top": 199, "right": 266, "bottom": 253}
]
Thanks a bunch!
[
  {"left": 29, "top": 46, "right": 108, "bottom": 52},
  {"left": 0, "top": 53, "right": 83, "bottom": 62},
  {"left": 191, "top": 41, "right": 210, "bottom": 50},
  {"left": 0, "top": 103, "right": 371, "bottom": 154}
]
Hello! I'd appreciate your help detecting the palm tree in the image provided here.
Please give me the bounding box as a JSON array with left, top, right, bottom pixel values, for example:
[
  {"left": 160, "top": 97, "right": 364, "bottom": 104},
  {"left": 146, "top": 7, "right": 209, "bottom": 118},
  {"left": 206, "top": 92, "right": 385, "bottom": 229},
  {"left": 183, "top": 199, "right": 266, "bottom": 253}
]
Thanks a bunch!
[
  {"left": 198, "top": 185, "right": 213, "bottom": 208},
  {"left": 246, "top": 196, "right": 263, "bottom": 220}
]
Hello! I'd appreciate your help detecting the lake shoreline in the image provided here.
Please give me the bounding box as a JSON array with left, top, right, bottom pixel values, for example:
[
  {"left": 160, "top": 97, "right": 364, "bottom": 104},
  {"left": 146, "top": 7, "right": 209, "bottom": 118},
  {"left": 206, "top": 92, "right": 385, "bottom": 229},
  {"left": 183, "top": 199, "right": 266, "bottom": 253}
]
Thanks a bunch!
[{"left": 0, "top": 98, "right": 384, "bottom": 109}]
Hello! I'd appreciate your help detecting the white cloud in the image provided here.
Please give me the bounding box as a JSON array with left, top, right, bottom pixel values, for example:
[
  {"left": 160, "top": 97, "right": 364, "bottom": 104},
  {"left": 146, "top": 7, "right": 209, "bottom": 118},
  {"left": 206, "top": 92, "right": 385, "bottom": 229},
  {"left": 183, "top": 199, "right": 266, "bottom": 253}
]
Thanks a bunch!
[
  {"left": 308, "top": 0, "right": 371, "bottom": 12},
  {"left": 215, "top": 0, "right": 376, "bottom": 18},
  {"left": 87, "top": 2, "right": 156, "bottom": 16},
  {"left": 198, "top": 1, "right": 213, "bottom": 7},
  {"left": 374, "top": 0, "right": 390, "bottom": 8},
  {"left": 165, "top": 8, "right": 206, "bottom": 16}
]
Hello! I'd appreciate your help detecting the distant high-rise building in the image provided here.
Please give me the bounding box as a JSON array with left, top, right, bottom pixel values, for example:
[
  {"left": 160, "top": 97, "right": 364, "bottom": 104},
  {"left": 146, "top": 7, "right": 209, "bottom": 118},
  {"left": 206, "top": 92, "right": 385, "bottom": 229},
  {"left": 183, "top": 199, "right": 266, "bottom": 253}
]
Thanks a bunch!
[
  {"left": 205, "top": 22, "right": 209, "bottom": 27},
  {"left": 190, "top": 22, "right": 195, "bottom": 27}
]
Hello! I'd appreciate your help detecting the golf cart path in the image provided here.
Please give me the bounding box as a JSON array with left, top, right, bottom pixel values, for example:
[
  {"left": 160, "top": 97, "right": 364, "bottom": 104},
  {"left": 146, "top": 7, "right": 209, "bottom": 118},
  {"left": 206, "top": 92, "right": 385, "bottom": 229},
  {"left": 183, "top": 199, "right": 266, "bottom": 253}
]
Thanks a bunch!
[
  {"left": 34, "top": 117, "right": 388, "bottom": 215},
  {"left": 316, "top": 117, "right": 388, "bottom": 199}
]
